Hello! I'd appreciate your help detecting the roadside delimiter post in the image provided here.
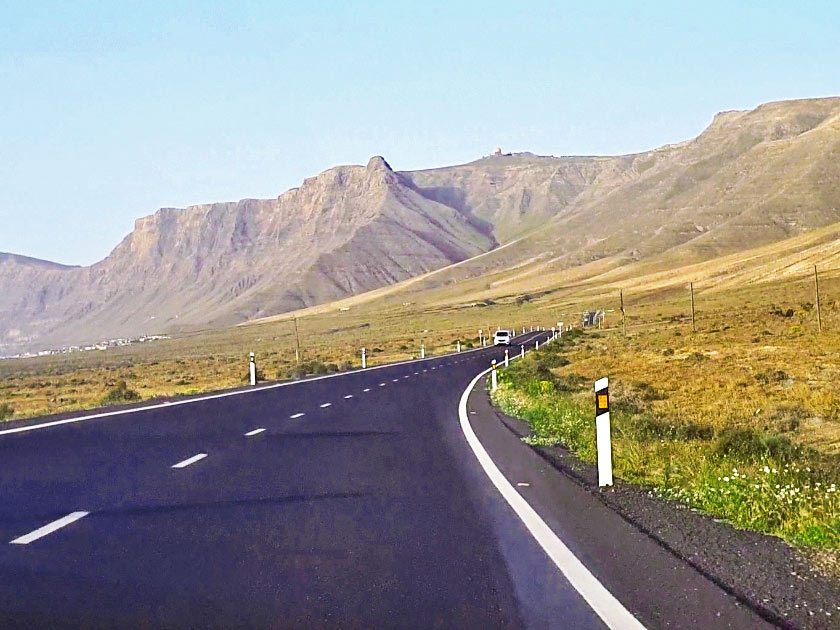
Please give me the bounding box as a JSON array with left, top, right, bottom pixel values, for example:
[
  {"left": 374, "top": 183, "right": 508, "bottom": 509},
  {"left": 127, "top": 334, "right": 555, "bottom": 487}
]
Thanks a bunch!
[
  {"left": 249, "top": 352, "right": 256, "bottom": 386},
  {"left": 361, "top": 347, "right": 366, "bottom": 369},
  {"left": 504, "top": 348, "right": 509, "bottom": 367},
  {"left": 457, "top": 340, "right": 461, "bottom": 353},
  {"left": 594, "top": 377, "right": 613, "bottom": 487},
  {"left": 491, "top": 360, "right": 497, "bottom": 391},
  {"left": 421, "top": 344, "right": 425, "bottom": 359}
]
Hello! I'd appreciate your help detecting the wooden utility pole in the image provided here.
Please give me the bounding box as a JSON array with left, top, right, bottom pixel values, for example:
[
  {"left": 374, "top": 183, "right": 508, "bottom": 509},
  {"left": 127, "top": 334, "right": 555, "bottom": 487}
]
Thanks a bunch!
[
  {"left": 690, "top": 282, "right": 696, "bottom": 333},
  {"left": 293, "top": 317, "right": 301, "bottom": 364},
  {"left": 815, "top": 265, "right": 822, "bottom": 333},
  {"left": 620, "top": 289, "right": 627, "bottom": 337}
]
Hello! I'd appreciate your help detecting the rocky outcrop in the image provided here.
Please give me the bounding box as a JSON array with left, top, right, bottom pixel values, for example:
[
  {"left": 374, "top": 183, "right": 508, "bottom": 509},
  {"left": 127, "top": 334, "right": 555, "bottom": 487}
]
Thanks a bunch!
[{"left": 4, "top": 97, "right": 840, "bottom": 352}]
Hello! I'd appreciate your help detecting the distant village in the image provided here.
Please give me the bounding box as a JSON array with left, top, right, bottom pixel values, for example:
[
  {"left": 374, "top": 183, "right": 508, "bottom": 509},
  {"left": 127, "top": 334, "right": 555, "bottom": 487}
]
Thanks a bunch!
[{"left": 0, "top": 334, "right": 170, "bottom": 361}]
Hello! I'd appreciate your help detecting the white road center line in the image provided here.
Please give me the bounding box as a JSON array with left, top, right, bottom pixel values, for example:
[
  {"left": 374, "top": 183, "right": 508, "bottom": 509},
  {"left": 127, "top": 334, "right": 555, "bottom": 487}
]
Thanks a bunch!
[
  {"left": 379, "top": 383, "right": 386, "bottom": 387},
  {"left": 0, "top": 342, "right": 496, "bottom": 437},
  {"left": 320, "top": 403, "right": 332, "bottom": 408},
  {"left": 414, "top": 372, "right": 419, "bottom": 375},
  {"left": 344, "top": 395, "right": 353, "bottom": 399},
  {"left": 290, "top": 413, "right": 305, "bottom": 418},
  {"left": 10, "top": 511, "right": 89, "bottom": 545},
  {"left": 245, "top": 428, "right": 265, "bottom": 436},
  {"left": 171, "top": 453, "right": 208, "bottom": 469},
  {"left": 363, "top": 388, "right": 371, "bottom": 392}
]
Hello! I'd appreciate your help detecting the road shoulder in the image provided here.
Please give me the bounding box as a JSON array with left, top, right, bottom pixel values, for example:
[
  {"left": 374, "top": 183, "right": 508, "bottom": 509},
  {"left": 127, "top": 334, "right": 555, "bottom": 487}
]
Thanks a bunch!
[{"left": 466, "top": 378, "right": 779, "bottom": 630}]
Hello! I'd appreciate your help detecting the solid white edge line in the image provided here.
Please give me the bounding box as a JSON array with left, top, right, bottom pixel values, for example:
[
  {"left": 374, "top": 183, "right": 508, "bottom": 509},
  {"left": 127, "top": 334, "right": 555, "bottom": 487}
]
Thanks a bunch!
[
  {"left": 171, "top": 453, "right": 207, "bottom": 469},
  {"left": 10, "top": 511, "right": 89, "bottom": 545},
  {"left": 244, "top": 428, "right": 265, "bottom": 436},
  {"left": 0, "top": 333, "right": 542, "bottom": 437},
  {"left": 458, "top": 368, "right": 646, "bottom": 630}
]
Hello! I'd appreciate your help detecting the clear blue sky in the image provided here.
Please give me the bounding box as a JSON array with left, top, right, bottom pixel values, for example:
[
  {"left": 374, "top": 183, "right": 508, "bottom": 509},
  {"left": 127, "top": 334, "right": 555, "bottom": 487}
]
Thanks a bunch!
[{"left": 1, "top": 1, "right": 837, "bottom": 266}]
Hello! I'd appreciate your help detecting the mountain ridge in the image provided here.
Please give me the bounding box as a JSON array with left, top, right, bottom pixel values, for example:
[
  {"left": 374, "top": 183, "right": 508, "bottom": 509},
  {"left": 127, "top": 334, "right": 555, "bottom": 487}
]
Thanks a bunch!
[{"left": 4, "top": 96, "right": 840, "bottom": 352}]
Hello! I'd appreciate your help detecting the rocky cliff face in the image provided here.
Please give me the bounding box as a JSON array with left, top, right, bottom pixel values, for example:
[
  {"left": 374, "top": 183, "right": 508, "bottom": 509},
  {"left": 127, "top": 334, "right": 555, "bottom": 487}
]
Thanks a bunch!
[
  {"left": 0, "top": 156, "right": 493, "bottom": 351},
  {"left": 4, "top": 97, "right": 840, "bottom": 352}
]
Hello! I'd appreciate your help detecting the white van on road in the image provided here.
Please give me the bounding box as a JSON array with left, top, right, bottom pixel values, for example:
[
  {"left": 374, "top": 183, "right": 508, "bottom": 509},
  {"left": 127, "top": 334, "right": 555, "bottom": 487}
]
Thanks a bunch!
[{"left": 493, "top": 329, "right": 512, "bottom": 346}]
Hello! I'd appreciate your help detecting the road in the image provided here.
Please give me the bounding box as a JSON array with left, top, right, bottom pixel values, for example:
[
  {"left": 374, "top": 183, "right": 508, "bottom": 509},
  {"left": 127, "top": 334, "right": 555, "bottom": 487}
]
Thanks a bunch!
[{"left": 0, "top": 331, "right": 774, "bottom": 628}]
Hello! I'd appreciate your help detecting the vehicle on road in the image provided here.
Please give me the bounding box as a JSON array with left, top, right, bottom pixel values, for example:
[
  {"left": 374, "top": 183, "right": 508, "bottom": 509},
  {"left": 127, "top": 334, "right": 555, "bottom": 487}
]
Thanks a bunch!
[{"left": 493, "top": 329, "right": 512, "bottom": 345}]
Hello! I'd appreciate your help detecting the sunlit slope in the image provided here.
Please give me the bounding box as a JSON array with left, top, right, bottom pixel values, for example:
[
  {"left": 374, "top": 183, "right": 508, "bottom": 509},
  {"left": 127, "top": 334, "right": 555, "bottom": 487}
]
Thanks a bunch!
[{"left": 6, "top": 97, "right": 840, "bottom": 352}]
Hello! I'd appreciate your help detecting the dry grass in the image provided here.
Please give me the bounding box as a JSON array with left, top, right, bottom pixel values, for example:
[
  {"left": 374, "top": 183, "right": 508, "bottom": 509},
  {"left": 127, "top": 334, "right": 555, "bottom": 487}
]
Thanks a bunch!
[{"left": 0, "top": 301, "right": 526, "bottom": 420}]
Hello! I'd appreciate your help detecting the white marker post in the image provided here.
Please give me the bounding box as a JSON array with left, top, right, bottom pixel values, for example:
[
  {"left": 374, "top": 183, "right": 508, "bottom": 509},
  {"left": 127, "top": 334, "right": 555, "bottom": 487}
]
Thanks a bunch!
[
  {"left": 535, "top": 339, "right": 539, "bottom": 350},
  {"left": 249, "top": 352, "right": 256, "bottom": 386},
  {"left": 479, "top": 329, "right": 483, "bottom": 347},
  {"left": 520, "top": 345, "right": 525, "bottom": 359},
  {"left": 361, "top": 347, "right": 366, "bottom": 369},
  {"left": 558, "top": 322, "right": 563, "bottom": 337},
  {"left": 491, "top": 360, "right": 497, "bottom": 391},
  {"left": 421, "top": 344, "right": 425, "bottom": 359},
  {"left": 504, "top": 349, "right": 509, "bottom": 367},
  {"left": 457, "top": 340, "right": 461, "bottom": 353},
  {"left": 594, "top": 377, "right": 613, "bottom": 487}
]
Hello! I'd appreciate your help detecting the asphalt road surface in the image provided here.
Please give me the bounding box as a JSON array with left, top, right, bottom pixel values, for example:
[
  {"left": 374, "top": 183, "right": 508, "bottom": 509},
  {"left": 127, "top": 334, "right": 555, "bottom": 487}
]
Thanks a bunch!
[{"left": 0, "top": 331, "right": 775, "bottom": 629}]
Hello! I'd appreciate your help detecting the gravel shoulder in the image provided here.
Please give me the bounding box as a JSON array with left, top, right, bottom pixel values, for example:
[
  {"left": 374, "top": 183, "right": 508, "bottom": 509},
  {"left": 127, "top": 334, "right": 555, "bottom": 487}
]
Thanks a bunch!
[{"left": 482, "top": 386, "right": 840, "bottom": 630}]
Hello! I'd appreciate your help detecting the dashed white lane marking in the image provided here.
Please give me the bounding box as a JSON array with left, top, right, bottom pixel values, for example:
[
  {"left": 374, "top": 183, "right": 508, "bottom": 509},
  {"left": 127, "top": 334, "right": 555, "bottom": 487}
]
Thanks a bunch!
[
  {"left": 344, "top": 395, "right": 354, "bottom": 399},
  {"left": 423, "top": 369, "right": 428, "bottom": 372},
  {"left": 10, "top": 511, "right": 89, "bottom": 545},
  {"left": 403, "top": 375, "right": 410, "bottom": 379},
  {"left": 363, "top": 388, "right": 371, "bottom": 392},
  {"left": 414, "top": 372, "right": 419, "bottom": 375},
  {"left": 172, "top": 453, "right": 208, "bottom": 469},
  {"left": 0, "top": 343, "right": 503, "bottom": 438},
  {"left": 458, "top": 369, "right": 647, "bottom": 630},
  {"left": 320, "top": 403, "right": 332, "bottom": 408},
  {"left": 379, "top": 383, "right": 386, "bottom": 387},
  {"left": 392, "top": 378, "right": 399, "bottom": 382},
  {"left": 245, "top": 428, "right": 266, "bottom": 436},
  {"left": 290, "top": 413, "right": 305, "bottom": 418}
]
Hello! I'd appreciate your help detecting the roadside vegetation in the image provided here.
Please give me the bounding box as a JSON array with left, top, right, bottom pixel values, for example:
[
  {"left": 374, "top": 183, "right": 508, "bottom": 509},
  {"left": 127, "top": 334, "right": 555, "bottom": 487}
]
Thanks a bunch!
[
  {"left": 0, "top": 303, "right": 497, "bottom": 420},
  {"left": 492, "top": 326, "right": 840, "bottom": 554}
]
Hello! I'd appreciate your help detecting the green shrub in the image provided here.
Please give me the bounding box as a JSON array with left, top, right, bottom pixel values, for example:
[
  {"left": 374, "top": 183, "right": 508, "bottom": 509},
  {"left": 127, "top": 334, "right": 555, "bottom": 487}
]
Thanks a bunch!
[
  {"left": 0, "top": 403, "right": 13, "bottom": 421},
  {"left": 101, "top": 381, "right": 141, "bottom": 405},
  {"left": 714, "top": 427, "right": 799, "bottom": 461},
  {"left": 540, "top": 354, "right": 570, "bottom": 368}
]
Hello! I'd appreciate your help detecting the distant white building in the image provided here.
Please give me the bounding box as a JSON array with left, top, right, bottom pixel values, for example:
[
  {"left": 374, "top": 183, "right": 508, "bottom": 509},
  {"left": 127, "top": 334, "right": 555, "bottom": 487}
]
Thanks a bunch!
[{"left": 494, "top": 147, "right": 502, "bottom": 156}]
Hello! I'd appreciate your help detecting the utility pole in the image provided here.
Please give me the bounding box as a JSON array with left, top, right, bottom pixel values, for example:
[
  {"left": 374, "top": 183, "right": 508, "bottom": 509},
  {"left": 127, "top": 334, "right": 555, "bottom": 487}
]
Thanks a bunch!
[
  {"left": 690, "top": 282, "right": 696, "bottom": 333},
  {"left": 620, "top": 289, "right": 627, "bottom": 338},
  {"left": 815, "top": 265, "right": 823, "bottom": 333},
  {"left": 293, "top": 317, "right": 301, "bottom": 364}
]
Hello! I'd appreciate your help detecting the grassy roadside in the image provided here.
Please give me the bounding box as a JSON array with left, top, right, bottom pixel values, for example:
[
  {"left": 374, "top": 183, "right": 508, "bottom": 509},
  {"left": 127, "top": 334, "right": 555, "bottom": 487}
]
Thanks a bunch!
[
  {"left": 491, "top": 329, "right": 840, "bottom": 551},
  {"left": 0, "top": 301, "right": 503, "bottom": 421}
]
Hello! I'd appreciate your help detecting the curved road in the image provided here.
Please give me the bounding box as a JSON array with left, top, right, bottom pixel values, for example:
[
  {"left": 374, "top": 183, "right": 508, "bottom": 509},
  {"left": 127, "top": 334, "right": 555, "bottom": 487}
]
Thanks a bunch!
[{"left": 0, "top": 332, "right": 774, "bottom": 628}]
